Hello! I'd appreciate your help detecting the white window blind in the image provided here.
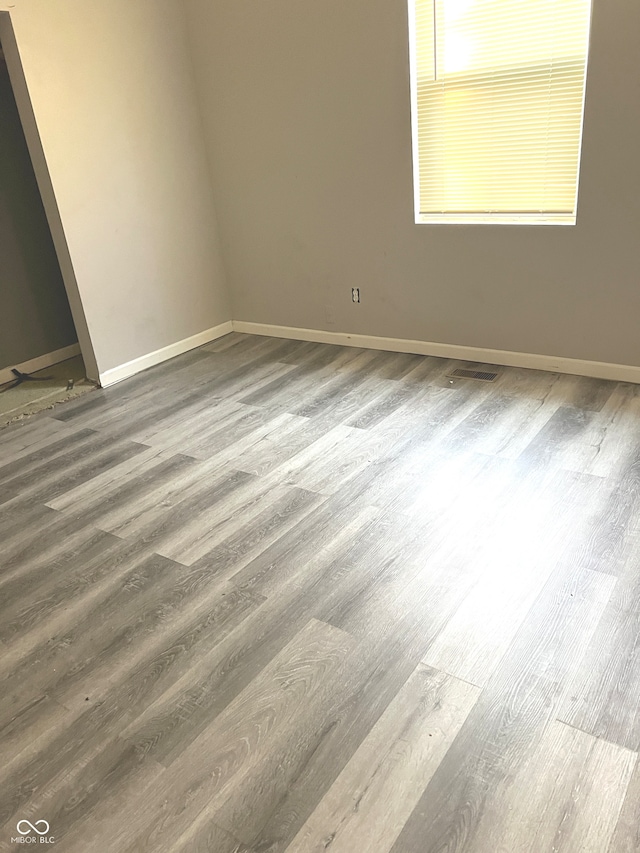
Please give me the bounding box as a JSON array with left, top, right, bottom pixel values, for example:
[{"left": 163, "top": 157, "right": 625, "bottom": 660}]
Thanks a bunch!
[{"left": 409, "top": 0, "right": 592, "bottom": 224}]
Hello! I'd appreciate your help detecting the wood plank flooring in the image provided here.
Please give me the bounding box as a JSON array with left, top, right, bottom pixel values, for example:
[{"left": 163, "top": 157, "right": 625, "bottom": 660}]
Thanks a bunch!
[{"left": 1, "top": 332, "right": 640, "bottom": 852}]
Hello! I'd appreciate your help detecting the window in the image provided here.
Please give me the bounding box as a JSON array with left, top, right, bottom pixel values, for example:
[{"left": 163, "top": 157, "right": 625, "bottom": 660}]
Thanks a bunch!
[{"left": 408, "top": 0, "right": 593, "bottom": 224}]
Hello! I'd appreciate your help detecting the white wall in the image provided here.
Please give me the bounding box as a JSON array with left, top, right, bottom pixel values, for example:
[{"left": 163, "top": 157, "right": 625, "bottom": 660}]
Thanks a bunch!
[
  {"left": 185, "top": 0, "right": 640, "bottom": 369},
  {"left": 0, "top": 0, "right": 230, "bottom": 382}
]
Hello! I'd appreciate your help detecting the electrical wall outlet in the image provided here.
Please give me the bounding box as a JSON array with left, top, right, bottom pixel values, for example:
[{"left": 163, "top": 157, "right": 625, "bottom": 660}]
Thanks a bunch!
[{"left": 351, "top": 287, "right": 360, "bottom": 303}]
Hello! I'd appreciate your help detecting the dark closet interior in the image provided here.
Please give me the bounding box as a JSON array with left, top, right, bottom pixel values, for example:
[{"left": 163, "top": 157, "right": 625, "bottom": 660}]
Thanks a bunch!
[{"left": 0, "top": 47, "right": 77, "bottom": 377}]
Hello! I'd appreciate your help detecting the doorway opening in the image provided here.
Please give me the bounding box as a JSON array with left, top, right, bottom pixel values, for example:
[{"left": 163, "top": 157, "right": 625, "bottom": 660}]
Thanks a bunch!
[{"left": 0, "top": 25, "right": 97, "bottom": 427}]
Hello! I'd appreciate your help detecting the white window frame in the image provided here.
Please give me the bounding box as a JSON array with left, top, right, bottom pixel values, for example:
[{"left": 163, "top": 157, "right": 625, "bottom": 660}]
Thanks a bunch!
[{"left": 407, "top": 0, "right": 593, "bottom": 226}]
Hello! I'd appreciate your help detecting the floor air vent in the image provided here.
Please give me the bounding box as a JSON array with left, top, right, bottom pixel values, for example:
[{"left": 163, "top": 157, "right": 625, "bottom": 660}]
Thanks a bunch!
[{"left": 448, "top": 368, "right": 499, "bottom": 382}]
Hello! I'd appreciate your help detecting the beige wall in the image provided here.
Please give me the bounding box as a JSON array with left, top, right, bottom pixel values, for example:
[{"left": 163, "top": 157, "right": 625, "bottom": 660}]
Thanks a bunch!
[
  {"left": 185, "top": 0, "right": 640, "bottom": 368},
  {"left": 0, "top": 0, "right": 230, "bottom": 381}
]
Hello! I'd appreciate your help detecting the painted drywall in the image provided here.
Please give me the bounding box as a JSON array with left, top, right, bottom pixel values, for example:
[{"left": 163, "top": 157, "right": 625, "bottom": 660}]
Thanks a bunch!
[
  {"left": 0, "top": 0, "right": 230, "bottom": 379},
  {"left": 185, "top": 0, "right": 640, "bottom": 368},
  {"left": 0, "top": 57, "right": 77, "bottom": 371}
]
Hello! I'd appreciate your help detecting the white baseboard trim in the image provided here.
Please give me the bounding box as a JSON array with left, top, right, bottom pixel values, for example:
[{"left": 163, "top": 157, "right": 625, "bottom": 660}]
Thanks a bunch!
[
  {"left": 94, "top": 318, "right": 640, "bottom": 389},
  {"left": 0, "top": 343, "right": 81, "bottom": 386},
  {"left": 232, "top": 321, "right": 640, "bottom": 384},
  {"left": 99, "top": 321, "right": 233, "bottom": 388}
]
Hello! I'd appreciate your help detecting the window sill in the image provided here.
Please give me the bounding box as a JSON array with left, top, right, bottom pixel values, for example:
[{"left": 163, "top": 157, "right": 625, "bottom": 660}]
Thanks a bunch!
[{"left": 416, "top": 213, "right": 577, "bottom": 226}]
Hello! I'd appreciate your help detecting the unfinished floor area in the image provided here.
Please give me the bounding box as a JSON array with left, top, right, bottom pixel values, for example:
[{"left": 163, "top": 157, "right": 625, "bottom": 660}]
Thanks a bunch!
[
  {"left": 1, "top": 333, "right": 639, "bottom": 853},
  {"left": 0, "top": 356, "right": 94, "bottom": 428}
]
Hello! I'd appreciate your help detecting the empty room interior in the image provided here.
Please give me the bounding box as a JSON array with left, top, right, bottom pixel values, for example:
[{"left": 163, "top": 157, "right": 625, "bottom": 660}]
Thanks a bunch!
[{"left": 1, "top": 0, "right": 640, "bottom": 851}]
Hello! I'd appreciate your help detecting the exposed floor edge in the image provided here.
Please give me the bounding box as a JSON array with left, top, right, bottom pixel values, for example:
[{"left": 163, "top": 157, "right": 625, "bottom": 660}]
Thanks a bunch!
[
  {"left": 0, "top": 342, "right": 81, "bottom": 386},
  {"left": 0, "top": 354, "right": 93, "bottom": 429},
  {"left": 98, "top": 321, "right": 234, "bottom": 387},
  {"left": 232, "top": 321, "right": 640, "bottom": 385}
]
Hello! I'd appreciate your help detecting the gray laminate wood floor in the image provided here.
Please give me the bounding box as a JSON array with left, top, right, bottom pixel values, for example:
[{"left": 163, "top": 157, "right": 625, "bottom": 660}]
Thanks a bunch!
[{"left": 1, "top": 333, "right": 640, "bottom": 853}]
